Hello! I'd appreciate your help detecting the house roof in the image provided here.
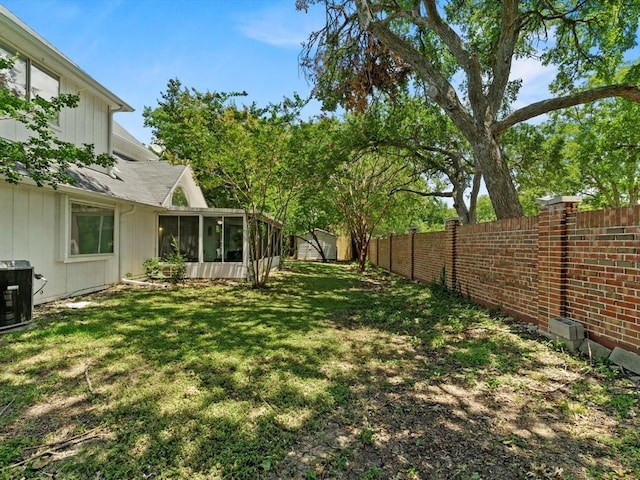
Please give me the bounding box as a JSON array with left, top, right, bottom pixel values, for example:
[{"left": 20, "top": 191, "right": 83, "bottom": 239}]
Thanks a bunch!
[
  {"left": 112, "top": 121, "right": 158, "bottom": 162},
  {"left": 65, "top": 157, "right": 188, "bottom": 207}
]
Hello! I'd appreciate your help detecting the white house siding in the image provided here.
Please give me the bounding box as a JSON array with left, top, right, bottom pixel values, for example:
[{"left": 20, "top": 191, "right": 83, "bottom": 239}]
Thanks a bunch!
[
  {"left": 0, "top": 182, "right": 128, "bottom": 304},
  {"left": 297, "top": 231, "right": 337, "bottom": 261},
  {"left": 186, "top": 262, "right": 248, "bottom": 279},
  {"left": 0, "top": 80, "right": 109, "bottom": 156},
  {"left": 62, "top": 79, "right": 109, "bottom": 155},
  {"left": 118, "top": 205, "right": 158, "bottom": 280}
]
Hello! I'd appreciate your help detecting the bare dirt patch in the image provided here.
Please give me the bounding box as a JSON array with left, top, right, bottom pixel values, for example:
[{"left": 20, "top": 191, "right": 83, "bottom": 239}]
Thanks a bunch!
[{"left": 270, "top": 319, "right": 639, "bottom": 480}]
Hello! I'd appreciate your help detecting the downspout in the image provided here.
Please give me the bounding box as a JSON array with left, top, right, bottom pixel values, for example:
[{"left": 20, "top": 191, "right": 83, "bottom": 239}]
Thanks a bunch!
[{"left": 107, "top": 104, "right": 124, "bottom": 157}]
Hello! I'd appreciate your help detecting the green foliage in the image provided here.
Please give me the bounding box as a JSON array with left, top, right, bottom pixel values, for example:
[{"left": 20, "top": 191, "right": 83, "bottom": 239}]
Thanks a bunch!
[
  {"left": 143, "top": 237, "right": 185, "bottom": 282},
  {"left": 144, "top": 80, "right": 305, "bottom": 286},
  {"left": 301, "top": 1, "right": 640, "bottom": 219},
  {"left": 284, "top": 117, "right": 344, "bottom": 244},
  {"left": 0, "top": 57, "right": 115, "bottom": 188},
  {"left": 507, "top": 68, "right": 640, "bottom": 210},
  {"left": 474, "top": 195, "right": 497, "bottom": 223},
  {"left": 142, "top": 257, "right": 163, "bottom": 279},
  {"left": 162, "top": 237, "right": 186, "bottom": 282}
]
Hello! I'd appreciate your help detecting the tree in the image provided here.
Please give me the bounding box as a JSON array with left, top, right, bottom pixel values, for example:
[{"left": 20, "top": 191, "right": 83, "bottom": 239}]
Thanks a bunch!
[
  {"left": 0, "top": 57, "right": 114, "bottom": 188},
  {"left": 144, "top": 80, "right": 304, "bottom": 287},
  {"left": 324, "top": 112, "right": 426, "bottom": 271},
  {"left": 504, "top": 69, "right": 640, "bottom": 211},
  {"left": 284, "top": 117, "right": 344, "bottom": 262},
  {"left": 344, "top": 95, "right": 482, "bottom": 223},
  {"left": 549, "top": 98, "right": 640, "bottom": 209},
  {"left": 299, "top": 0, "right": 640, "bottom": 219}
]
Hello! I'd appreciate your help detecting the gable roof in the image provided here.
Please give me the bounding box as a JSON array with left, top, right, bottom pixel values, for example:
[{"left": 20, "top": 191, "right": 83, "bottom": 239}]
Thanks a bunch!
[{"left": 65, "top": 157, "right": 188, "bottom": 207}]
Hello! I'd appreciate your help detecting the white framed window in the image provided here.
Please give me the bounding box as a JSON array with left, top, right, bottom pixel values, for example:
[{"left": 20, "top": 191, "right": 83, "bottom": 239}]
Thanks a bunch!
[
  {"left": 0, "top": 44, "right": 60, "bottom": 102},
  {"left": 69, "top": 202, "right": 115, "bottom": 257}
]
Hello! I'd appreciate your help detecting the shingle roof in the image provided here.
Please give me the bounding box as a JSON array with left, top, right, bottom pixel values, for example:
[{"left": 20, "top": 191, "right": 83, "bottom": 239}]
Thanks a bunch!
[{"left": 66, "top": 157, "right": 187, "bottom": 207}]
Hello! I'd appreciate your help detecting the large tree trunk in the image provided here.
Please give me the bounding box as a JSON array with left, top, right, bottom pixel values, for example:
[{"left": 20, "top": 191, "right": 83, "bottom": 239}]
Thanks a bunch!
[{"left": 473, "top": 133, "right": 523, "bottom": 219}]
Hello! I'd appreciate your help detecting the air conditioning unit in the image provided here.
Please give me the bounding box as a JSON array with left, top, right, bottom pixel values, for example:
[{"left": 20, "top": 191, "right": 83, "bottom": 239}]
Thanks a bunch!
[{"left": 0, "top": 260, "right": 34, "bottom": 331}]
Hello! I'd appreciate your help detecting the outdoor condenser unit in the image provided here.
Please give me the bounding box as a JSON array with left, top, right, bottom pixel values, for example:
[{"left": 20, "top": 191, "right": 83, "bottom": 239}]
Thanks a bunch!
[{"left": 0, "top": 260, "right": 35, "bottom": 331}]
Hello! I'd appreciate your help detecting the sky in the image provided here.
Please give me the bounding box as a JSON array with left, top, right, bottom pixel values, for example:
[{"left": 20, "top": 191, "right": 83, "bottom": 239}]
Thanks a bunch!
[
  {"left": 1, "top": 0, "right": 327, "bottom": 144},
  {"left": 3, "top": 1, "right": 631, "bottom": 149}
]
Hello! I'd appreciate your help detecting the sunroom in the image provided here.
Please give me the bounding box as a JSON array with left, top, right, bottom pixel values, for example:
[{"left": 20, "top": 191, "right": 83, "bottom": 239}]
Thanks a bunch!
[{"left": 156, "top": 207, "right": 282, "bottom": 280}]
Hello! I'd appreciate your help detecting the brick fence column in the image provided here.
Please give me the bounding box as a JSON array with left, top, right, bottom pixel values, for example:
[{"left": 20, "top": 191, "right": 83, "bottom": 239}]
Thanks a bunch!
[
  {"left": 445, "top": 218, "right": 460, "bottom": 291},
  {"left": 389, "top": 233, "right": 393, "bottom": 274},
  {"left": 536, "top": 196, "right": 581, "bottom": 331},
  {"left": 409, "top": 227, "right": 417, "bottom": 281}
]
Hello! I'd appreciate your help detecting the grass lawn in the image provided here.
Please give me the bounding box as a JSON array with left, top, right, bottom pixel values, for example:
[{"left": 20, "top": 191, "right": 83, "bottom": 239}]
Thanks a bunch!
[{"left": 0, "top": 261, "right": 638, "bottom": 479}]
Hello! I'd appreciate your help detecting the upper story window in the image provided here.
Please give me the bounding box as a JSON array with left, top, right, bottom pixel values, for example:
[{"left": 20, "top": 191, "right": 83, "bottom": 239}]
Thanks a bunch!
[{"left": 0, "top": 44, "right": 59, "bottom": 102}]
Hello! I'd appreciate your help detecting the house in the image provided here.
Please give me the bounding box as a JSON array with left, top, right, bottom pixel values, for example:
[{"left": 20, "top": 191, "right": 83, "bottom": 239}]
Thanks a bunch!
[
  {"left": 295, "top": 229, "right": 337, "bottom": 261},
  {"left": 0, "top": 6, "right": 281, "bottom": 309}
]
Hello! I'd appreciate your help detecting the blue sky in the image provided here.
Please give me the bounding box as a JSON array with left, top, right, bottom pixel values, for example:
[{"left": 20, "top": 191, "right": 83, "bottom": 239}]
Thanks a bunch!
[
  {"left": 3, "top": 1, "right": 636, "bottom": 148},
  {"left": 1, "top": 0, "right": 326, "bottom": 144}
]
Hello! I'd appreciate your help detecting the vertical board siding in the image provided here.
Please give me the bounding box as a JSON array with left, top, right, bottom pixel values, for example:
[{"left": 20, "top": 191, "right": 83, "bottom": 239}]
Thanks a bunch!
[
  {"left": 0, "top": 183, "right": 156, "bottom": 305},
  {"left": 368, "top": 203, "right": 640, "bottom": 354}
]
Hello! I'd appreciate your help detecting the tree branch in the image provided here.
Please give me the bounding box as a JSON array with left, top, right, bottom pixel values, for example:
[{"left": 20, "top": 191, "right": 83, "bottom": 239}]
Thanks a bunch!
[
  {"left": 391, "top": 187, "right": 453, "bottom": 198},
  {"left": 487, "top": 0, "right": 520, "bottom": 117},
  {"left": 354, "top": 0, "right": 474, "bottom": 134},
  {"left": 493, "top": 84, "right": 640, "bottom": 135}
]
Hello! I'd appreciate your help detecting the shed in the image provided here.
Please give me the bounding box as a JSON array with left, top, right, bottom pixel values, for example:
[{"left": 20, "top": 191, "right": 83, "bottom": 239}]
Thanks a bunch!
[{"left": 296, "top": 229, "right": 337, "bottom": 261}]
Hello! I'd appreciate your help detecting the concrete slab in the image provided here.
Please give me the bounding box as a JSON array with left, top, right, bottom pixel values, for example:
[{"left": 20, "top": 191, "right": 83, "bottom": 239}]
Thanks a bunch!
[
  {"left": 610, "top": 347, "right": 640, "bottom": 375},
  {"left": 578, "top": 339, "right": 612, "bottom": 362}
]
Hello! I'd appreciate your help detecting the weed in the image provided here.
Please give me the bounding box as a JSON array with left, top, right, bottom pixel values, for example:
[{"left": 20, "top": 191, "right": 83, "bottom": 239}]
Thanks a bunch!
[
  {"left": 607, "top": 393, "right": 637, "bottom": 420},
  {"left": 485, "top": 376, "right": 502, "bottom": 389},
  {"left": 360, "top": 466, "right": 382, "bottom": 479},
  {"left": 560, "top": 399, "right": 588, "bottom": 417},
  {"left": 358, "top": 426, "right": 375, "bottom": 446}
]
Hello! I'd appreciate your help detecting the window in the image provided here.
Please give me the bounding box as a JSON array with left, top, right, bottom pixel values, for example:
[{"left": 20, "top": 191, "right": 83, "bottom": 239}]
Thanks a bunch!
[
  {"left": 171, "top": 187, "right": 189, "bottom": 207},
  {"left": 30, "top": 63, "right": 59, "bottom": 101},
  {"left": 158, "top": 216, "right": 198, "bottom": 262},
  {"left": 272, "top": 227, "right": 282, "bottom": 257},
  {"left": 0, "top": 44, "right": 59, "bottom": 102},
  {"left": 70, "top": 203, "right": 114, "bottom": 256},
  {"left": 0, "top": 46, "right": 26, "bottom": 97},
  {"left": 158, "top": 215, "right": 245, "bottom": 263},
  {"left": 224, "top": 217, "right": 244, "bottom": 262},
  {"left": 203, "top": 217, "right": 222, "bottom": 262}
]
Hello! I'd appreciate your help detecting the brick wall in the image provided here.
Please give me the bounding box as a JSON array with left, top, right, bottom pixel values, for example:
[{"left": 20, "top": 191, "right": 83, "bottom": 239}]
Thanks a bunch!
[
  {"left": 456, "top": 216, "right": 539, "bottom": 322},
  {"left": 565, "top": 206, "right": 640, "bottom": 351},
  {"left": 368, "top": 198, "right": 640, "bottom": 354},
  {"left": 378, "top": 238, "right": 390, "bottom": 271},
  {"left": 391, "top": 234, "right": 412, "bottom": 278},
  {"left": 369, "top": 238, "right": 378, "bottom": 265},
  {"left": 414, "top": 231, "right": 446, "bottom": 284}
]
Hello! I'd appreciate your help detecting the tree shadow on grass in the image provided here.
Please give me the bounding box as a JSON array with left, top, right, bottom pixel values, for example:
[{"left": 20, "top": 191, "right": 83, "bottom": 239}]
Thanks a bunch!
[{"left": 0, "top": 262, "right": 636, "bottom": 479}]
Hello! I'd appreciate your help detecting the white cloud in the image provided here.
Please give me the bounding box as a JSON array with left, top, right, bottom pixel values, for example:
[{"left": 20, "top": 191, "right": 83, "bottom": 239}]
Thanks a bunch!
[
  {"left": 236, "top": 4, "right": 324, "bottom": 48},
  {"left": 510, "top": 56, "right": 558, "bottom": 108}
]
